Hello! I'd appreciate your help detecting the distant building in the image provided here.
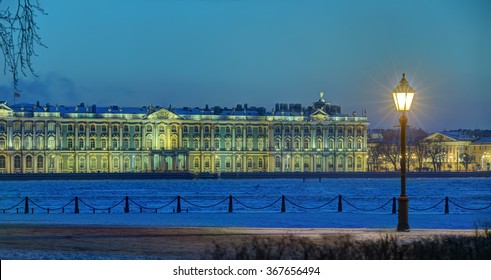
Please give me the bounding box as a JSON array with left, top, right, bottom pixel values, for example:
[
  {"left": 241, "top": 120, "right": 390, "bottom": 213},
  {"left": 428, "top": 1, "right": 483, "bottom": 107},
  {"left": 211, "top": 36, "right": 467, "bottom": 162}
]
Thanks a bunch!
[
  {"left": 0, "top": 93, "right": 369, "bottom": 174},
  {"left": 423, "top": 131, "right": 491, "bottom": 171}
]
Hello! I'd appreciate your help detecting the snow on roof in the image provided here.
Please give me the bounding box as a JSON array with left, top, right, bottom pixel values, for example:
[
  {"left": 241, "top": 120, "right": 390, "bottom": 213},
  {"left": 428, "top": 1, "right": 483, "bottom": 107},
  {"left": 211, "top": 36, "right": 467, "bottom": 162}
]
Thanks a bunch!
[
  {"left": 473, "top": 137, "right": 491, "bottom": 143},
  {"left": 439, "top": 131, "right": 476, "bottom": 141}
]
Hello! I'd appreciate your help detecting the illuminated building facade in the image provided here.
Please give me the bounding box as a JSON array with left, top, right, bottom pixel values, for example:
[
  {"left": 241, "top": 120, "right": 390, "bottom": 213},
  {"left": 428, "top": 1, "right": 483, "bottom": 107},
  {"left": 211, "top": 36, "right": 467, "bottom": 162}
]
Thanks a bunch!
[
  {"left": 0, "top": 93, "right": 369, "bottom": 174},
  {"left": 424, "top": 132, "right": 491, "bottom": 172}
]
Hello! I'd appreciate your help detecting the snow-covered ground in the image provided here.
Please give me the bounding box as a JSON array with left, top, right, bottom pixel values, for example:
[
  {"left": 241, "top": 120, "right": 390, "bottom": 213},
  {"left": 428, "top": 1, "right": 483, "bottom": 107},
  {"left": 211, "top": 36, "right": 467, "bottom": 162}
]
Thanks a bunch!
[{"left": 1, "top": 177, "right": 490, "bottom": 229}]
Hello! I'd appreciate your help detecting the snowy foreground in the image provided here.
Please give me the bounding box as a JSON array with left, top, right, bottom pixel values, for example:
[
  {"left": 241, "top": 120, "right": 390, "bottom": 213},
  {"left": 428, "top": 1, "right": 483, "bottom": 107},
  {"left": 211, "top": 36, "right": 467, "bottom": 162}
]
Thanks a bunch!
[{"left": 0, "top": 178, "right": 490, "bottom": 260}]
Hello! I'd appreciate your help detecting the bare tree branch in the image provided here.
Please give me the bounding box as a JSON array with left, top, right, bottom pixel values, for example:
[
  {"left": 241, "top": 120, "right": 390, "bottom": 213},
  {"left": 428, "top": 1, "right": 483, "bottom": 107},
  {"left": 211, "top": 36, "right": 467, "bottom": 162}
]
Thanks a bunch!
[{"left": 0, "top": 0, "right": 46, "bottom": 91}]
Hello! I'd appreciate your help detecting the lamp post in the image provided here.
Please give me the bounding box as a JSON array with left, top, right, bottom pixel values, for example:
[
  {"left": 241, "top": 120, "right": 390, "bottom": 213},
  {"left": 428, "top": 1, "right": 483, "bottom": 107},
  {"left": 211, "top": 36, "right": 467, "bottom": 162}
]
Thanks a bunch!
[{"left": 392, "top": 73, "right": 415, "bottom": 232}]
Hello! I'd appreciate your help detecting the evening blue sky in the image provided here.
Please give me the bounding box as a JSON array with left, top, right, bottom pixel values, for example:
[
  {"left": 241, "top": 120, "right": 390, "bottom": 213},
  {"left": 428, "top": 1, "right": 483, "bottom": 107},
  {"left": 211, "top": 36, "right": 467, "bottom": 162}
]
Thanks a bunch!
[{"left": 1, "top": 0, "right": 490, "bottom": 132}]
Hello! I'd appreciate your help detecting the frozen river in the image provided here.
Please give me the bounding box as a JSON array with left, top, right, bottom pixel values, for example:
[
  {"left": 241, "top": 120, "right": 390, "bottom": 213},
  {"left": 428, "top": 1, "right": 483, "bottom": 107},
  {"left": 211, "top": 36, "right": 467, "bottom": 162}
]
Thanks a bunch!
[{"left": 0, "top": 177, "right": 490, "bottom": 229}]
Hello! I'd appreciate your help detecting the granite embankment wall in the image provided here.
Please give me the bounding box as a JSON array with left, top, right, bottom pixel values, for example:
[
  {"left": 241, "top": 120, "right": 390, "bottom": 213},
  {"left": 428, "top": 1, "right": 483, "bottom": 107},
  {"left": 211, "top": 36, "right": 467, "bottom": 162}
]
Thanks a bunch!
[{"left": 0, "top": 171, "right": 490, "bottom": 181}]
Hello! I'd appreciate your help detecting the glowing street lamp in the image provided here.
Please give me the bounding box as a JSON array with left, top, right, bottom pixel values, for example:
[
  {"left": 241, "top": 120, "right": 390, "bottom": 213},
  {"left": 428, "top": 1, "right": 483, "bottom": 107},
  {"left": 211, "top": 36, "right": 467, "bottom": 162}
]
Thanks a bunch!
[{"left": 392, "top": 73, "right": 415, "bottom": 231}]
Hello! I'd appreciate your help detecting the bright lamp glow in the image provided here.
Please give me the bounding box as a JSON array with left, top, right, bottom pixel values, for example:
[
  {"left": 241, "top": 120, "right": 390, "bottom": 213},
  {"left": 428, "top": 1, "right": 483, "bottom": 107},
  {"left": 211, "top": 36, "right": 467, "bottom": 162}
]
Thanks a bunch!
[
  {"left": 392, "top": 73, "right": 415, "bottom": 112},
  {"left": 393, "top": 92, "right": 414, "bottom": 111}
]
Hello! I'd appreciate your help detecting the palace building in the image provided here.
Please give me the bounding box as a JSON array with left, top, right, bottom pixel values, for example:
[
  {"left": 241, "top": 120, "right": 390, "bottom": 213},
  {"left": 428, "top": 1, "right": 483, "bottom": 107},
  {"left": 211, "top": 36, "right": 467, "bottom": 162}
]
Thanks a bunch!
[{"left": 0, "top": 93, "right": 369, "bottom": 174}]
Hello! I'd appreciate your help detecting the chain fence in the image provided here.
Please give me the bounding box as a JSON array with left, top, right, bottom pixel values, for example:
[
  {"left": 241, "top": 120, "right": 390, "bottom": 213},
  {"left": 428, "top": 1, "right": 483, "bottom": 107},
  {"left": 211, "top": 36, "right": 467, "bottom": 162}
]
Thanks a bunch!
[{"left": 1, "top": 195, "right": 490, "bottom": 215}]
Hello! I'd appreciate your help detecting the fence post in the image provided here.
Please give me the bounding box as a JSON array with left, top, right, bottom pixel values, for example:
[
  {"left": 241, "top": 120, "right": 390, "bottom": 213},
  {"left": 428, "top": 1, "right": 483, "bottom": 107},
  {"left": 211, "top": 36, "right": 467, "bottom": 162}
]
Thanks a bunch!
[
  {"left": 177, "top": 196, "right": 181, "bottom": 213},
  {"left": 392, "top": 197, "right": 396, "bottom": 214},
  {"left": 281, "top": 195, "right": 286, "bottom": 213},
  {"left": 74, "top": 196, "right": 79, "bottom": 214},
  {"left": 228, "top": 195, "right": 233, "bottom": 213},
  {"left": 124, "top": 196, "right": 130, "bottom": 213},
  {"left": 337, "top": 195, "right": 342, "bottom": 212},
  {"left": 444, "top": 196, "right": 449, "bottom": 214},
  {"left": 24, "top": 197, "right": 29, "bottom": 214}
]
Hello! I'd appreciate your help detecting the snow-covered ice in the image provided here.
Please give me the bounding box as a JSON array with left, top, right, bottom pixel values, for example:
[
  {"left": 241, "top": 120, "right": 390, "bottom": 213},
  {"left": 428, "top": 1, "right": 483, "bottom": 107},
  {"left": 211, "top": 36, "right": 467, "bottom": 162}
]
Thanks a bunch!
[{"left": 1, "top": 177, "right": 490, "bottom": 229}]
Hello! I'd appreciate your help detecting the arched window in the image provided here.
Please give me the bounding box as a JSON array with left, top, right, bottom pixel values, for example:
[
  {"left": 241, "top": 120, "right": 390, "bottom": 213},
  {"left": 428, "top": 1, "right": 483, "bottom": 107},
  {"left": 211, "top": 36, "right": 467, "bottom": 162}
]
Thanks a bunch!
[
  {"left": 14, "top": 155, "right": 21, "bottom": 169},
  {"left": 37, "top": 155, "right": 44, "bottom": 169},
  {"left": 304, "top": 138, "right": 310, "bottom": 149},
  {"left": 172, "top": 137, "right": 178, "bottom": 149},
  {"left": 0, "top": 137, "right": 5, "bottom": 150},
  {"left": 101, "top": 139, "right": 107, "bottom": 150},
  {"left": 90, "top": 157, "right": 97, "bottom": 170},
  {"left": 294, "top": 156, "right": 300, "bottom": 168},
  {"left": 194, "top": 158, "right": 200, "bottom": 169},
  {"left": 159, "top": 136, "right": 165, "bottom": 149},
  {"left": 356, "top": 156, "right": 363, "bottom": 169},
  {"left": 124, "top": 157, "right": 130, "bottom": 170},
  {"left": 294, "top": 138, "right": 300, "bottom": 149},
  {"left": 274, "top": 138, "right": 281, "bottom": 150},
  {"left": 304, "top": 156, "right": 310, "bottom": 170},
  {"left": 258, "top": 138, "right": 264, "bottom": 151},
  {"left": 275, "top": 156, "right": 281, "bottom": 168},
  {"left": 337, "top": 139, "right": 343, "bottom": 149},
  {"left": 225, "top": 138, "right": 231, "bottom": 150},
  {"left": 347, "top": 139, "right": 353, "bottom": 149},
  {"left": 225, "top": 157, "right": 231, "bottom": 168},
  {"left": 337, "top": 156, "right": 344, "bottom": 169},
  {"left": 0, "top": 155, "right": 5, "bottom": 169},
  {"left": 14, "top": 137, "right": 21, "bottom": 150},
  {"left": 123, "top": 139, "right": 129, "bottom": 150},
  {"left": 135, "top": 157, "right": 141, "bottom": 171},
  {"left": 247, "top": 157, "right": 253, "bottom": 168},
  {"left": 78, "top": 138, "right": 85, "bottom": 150},
  {"left": 325, "top": 139, "right": 332, "bottom": 149},
  {"left": 79, "top": 157, "right": 85, "bottom": 170},
  {"left": 25, "top": 136, "right": 33, "bottom": 149},
  {"left": 113, "top": 157, "right": 119, "bottom": 169},
  {"left": 204, "top": 157, "right": 210, "bottom": 168},
  {"left": 102, "top": 157, "right": 108, "bottom": 170},
  {"left": 25, "top": 155, "right": 33, "bottom": 168},
  {"left": 68, "top": 157, "right": 74, "bottom": 169},
  {"left": 48, "top": 136, "right": 55, "bottom": 150},
  {"left": 258, "top": 158, "right": 263, "bottom": 168},
  {"left": 37, "top": 136, "right": 44, "bottom": 149},
  {"left": 284, "top": 138, "right": 290, "bottom": 149}
]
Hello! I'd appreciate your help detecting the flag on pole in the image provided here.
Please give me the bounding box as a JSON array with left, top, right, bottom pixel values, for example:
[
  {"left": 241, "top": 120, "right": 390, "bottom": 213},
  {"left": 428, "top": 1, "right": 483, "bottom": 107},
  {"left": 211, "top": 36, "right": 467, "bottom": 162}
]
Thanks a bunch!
[{"left": 14, "top": 92, "right": 20, "bottom": 98}]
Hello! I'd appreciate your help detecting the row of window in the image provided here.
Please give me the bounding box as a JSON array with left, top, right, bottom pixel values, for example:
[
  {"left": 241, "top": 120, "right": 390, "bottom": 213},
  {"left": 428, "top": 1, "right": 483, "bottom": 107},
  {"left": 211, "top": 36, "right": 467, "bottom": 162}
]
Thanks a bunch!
[
  {"left": 0, "top": 155, "right": 145, "bottom": 171},
  {"left": 1, "top": 122, "right": 365, "bottom": 136},
  {"left": 0, "top": 122, "right": 56, "bottom": 132},
  {"left": 274, "top": 125, "right": 363, "bottom": 135},
  {"left": 1, "top": 136, "right": 366, "bottom": 151}
]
